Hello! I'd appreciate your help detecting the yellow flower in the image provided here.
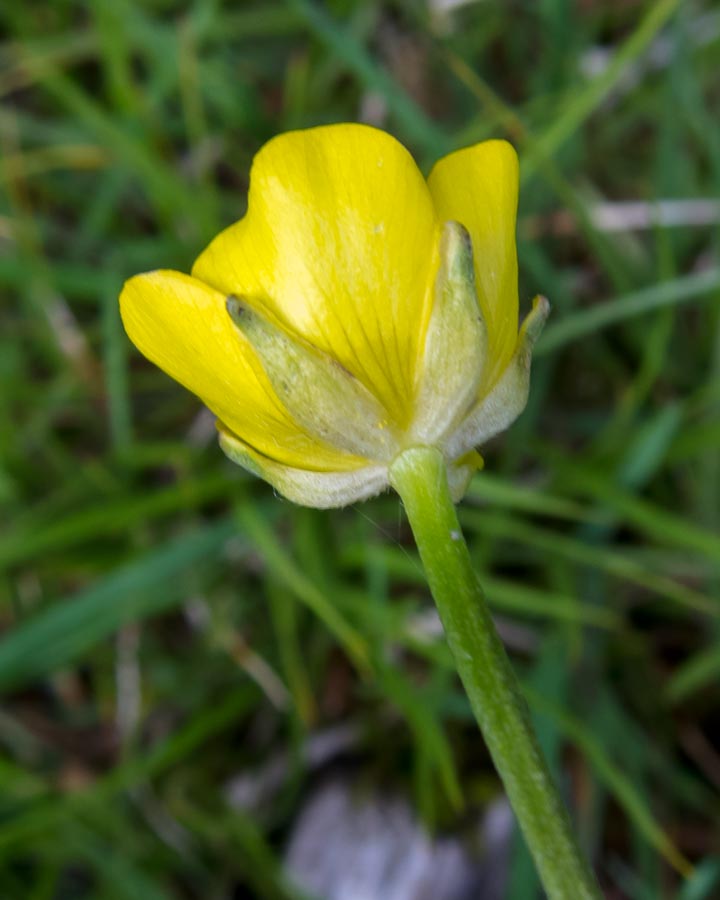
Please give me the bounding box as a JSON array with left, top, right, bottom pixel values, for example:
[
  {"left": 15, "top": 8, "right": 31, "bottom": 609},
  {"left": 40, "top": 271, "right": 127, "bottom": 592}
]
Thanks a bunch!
[{"left": 120, "top": 124, "right": 547, "bottom": 508}]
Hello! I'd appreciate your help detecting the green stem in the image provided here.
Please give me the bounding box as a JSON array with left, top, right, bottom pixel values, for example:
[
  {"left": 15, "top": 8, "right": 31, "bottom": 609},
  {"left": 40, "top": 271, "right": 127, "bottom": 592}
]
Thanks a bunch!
[{"left": 389, "top": 446, "right": 602, "bottom": 900}]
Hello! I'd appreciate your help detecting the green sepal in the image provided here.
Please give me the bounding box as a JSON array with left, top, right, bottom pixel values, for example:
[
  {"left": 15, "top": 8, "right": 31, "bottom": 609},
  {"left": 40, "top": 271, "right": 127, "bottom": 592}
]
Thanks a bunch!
[
  {"left": 218, "top": 424, "right": 388, "bottom": 509},
  {"left": 445, "top": 295, "right": 549, "bottom": 460},
  {"left": 226, "top": 297, "right": 397, "bottom": 462},
  {"left": 446, "top": 449, "right": 484, "bottom": 502},
  {"left": 410, "top": 221, "right": 487, "bottom": 445}
]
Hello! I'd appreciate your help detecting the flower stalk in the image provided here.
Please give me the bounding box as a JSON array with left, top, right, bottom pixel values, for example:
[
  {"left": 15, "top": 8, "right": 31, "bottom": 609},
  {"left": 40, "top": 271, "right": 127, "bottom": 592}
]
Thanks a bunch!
[{"left": 389, "top": 446, "right": 602, "bottom": 900}]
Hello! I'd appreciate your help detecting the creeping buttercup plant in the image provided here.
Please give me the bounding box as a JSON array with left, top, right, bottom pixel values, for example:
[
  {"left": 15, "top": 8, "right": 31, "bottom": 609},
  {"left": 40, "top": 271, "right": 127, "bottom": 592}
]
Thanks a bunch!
[{"left": 120, "top": 124, "right": 601, "bottom": 899}]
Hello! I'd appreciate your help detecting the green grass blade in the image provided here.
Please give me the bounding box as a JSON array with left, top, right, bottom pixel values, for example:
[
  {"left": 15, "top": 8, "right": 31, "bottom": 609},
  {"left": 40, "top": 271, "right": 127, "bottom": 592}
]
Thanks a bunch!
[
  {"left": 537, "top": 268, "right": 720, "bottom": 356},
  {"left": 0, "top": 519, "right": 236, "bottom": 693}
]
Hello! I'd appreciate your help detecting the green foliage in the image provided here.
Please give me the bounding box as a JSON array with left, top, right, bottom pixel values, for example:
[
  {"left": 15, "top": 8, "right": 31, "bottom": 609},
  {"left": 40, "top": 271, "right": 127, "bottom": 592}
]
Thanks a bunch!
[{"left": 1, "top": 1, "right": 719, "bottom": 897}]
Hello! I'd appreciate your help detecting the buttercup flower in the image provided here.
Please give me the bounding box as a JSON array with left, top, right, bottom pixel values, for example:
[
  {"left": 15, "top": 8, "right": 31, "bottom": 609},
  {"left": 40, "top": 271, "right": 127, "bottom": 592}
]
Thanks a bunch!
[{"left": 120, "top": 124, "right": 547, "bottom": 508}]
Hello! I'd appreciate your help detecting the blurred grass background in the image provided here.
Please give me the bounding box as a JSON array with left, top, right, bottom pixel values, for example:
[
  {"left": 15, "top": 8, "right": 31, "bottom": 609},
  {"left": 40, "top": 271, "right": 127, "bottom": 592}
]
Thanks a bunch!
[{"left": 1, "top": 0, "right": 719, "bottom": 897}]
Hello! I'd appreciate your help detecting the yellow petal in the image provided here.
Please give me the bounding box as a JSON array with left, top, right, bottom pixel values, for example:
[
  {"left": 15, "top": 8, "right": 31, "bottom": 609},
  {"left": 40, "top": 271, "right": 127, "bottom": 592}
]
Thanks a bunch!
[
  {"left": 428, "top": 140, "right": 519, "bottom": 390},
  {"left": 119, "top": 269, "right": 364, "bottom": 471},
  {"left": 192, "top": 123, "right": 440, "bottom": 426}
]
